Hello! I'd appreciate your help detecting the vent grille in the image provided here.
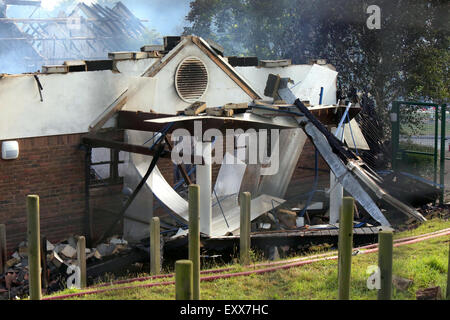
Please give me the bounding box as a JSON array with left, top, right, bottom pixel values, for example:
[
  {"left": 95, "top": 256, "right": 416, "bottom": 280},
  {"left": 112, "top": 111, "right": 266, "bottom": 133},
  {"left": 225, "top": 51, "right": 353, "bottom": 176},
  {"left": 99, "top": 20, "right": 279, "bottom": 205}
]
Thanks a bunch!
[{"left": 175, "top": 57, "right": 208, "bottom": 103}]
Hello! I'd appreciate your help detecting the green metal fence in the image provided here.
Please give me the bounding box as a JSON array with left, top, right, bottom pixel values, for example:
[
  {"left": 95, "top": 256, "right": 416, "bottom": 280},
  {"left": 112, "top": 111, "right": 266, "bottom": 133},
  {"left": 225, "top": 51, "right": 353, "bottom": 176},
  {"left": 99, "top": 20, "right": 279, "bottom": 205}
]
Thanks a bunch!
[{"left": 391, "top": 101, "right": 447, "bottom": 204}]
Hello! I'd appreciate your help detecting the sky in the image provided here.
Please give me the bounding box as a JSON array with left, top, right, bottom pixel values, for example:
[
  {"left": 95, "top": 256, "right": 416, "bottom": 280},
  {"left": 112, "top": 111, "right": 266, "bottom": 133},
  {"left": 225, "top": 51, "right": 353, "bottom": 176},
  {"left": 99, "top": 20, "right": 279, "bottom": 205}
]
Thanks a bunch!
[{"left": 6, "top": 0, "right": 193, "bottom": 36}]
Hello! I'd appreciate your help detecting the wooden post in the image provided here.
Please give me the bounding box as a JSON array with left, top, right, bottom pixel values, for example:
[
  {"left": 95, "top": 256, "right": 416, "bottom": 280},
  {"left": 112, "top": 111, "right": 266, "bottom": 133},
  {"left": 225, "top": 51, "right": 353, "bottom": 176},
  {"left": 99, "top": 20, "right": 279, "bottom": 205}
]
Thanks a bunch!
[
  {"left": 378, "top": 231, "right": 393, "bottom": 300},
  {"left": 150, "top": 217, "right": 160, "bottom": 275},
  {"left": 338, "top": 197, "right": 354, "bottom": 300},
  {"left": 27, "top": 195, "right": 42, "bottom": 300},
  {"left": 77, "top": 236, "right": 87, "bottom": 289},
  {"left": 240, "top": 192, "right": 251, "bottom": 266},
  {"left": 188, "top": 185, "right": 200, "bottom": 300},
  {"left": 175, "top": 260, "right": 193, "bottom": 300},
  {"left": 0, "top": 224, "right": 6, "bottom": 275},
  {"left": 446, "top": 242, "right": 449, "bottom": 300}
]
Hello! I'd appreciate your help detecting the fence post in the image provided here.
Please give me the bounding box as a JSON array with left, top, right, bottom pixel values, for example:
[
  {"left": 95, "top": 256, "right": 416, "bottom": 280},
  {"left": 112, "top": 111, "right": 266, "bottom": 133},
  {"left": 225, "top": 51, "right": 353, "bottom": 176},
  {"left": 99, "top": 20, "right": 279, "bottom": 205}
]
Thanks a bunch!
[
  {"left": 440, "top": 104, "right": 447, "bottom": 205},
  {"left": 378, "top": 230, "right": 393, "bottom": 300},
  {"left": 240, "top": 192, "right": 251, "bottom": 266},
  {"left": 338, "top": 196, "right": 354, "bottom": 300},
  {"left": 77, "top": 236, "right": 87, "bottom": 289},
  {"left": 188, "top": 185, "right": 200, "bottom": 300},
  {"left": 27, "top": 195, "right": 42, "bottom": 300},
  {"left": 150, "top": 217, "right": 160, "bottom": 276},
  {"left": 0, "top": 224, "right": 6, "bottom": 275},
  {"left": 175, "top": 260, "right": 193, "bottom": 300},
  {"left": 446, "top": 242, "right": 450, "bottom": 300}
]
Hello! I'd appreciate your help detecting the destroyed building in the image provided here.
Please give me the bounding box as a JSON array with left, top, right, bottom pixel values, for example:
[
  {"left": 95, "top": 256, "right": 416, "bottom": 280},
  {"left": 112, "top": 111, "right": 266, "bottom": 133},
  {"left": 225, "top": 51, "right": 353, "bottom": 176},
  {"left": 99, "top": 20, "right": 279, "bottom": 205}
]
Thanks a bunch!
[
  {"left": 0, "top": 0, "right": 149, "bottom": 73},
  {"left": 0, "top": 34, "right": 430, "bottom": 262}
]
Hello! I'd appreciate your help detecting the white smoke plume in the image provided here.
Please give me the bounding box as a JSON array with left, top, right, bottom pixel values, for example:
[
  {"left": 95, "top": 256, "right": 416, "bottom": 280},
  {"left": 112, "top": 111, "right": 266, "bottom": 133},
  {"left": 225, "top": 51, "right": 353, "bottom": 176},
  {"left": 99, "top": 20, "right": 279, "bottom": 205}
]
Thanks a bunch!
[{"left": 41, "top": 0, "right": 97, "bottom": 11}]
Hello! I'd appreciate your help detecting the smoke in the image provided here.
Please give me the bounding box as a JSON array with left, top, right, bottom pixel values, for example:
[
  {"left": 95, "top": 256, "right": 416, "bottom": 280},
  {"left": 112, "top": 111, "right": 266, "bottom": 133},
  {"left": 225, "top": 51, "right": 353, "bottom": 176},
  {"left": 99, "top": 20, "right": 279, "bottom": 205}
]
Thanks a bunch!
[
  {"left": 122, "top": 0, "right": 191, "bottom": 36},
  {"left": 40, "top": 0, "right": 96, "bottom": 11}
]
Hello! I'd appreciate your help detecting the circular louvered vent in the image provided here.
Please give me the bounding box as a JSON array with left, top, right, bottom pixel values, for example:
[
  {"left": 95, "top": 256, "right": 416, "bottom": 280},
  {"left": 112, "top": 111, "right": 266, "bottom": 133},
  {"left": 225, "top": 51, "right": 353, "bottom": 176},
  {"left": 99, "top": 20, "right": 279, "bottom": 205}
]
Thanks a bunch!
[{"left": 175, "top": 57, "right": 209, "bottom": 103}]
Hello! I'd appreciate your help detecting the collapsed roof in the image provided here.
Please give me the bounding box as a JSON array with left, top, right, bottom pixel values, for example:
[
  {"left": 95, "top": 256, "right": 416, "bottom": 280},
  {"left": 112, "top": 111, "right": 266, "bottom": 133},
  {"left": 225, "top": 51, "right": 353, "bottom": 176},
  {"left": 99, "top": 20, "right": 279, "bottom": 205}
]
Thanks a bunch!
[{"left": 0, "top": 1, "right": 149, "bottom": 73}]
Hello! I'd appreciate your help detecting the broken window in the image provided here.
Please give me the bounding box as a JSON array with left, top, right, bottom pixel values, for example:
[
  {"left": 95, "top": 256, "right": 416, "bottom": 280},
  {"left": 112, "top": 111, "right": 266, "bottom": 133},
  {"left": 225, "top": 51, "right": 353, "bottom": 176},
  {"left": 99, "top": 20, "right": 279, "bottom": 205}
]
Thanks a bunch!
[{"left": 90, "top": 148, "right": 125, "bottom": 185}]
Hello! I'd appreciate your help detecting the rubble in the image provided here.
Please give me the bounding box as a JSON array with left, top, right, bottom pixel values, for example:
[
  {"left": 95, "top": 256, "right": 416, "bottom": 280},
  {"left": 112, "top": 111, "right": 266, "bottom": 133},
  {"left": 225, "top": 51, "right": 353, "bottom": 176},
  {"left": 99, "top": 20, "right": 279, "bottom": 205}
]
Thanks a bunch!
[
  {"left": 0, "top": 235, "right": 132, "bottom": 300},
  {"left": 276, "top": 209, "right": 297, "bottom": 230},
  {"left": 59, "top": 245, "right": 77, "bottom": 259},
  {"left": 392, "top": 275, "right": 413, "bottom": 291},
  {"left": 416, "top": 286, "right": 442, "bottom": 300}
]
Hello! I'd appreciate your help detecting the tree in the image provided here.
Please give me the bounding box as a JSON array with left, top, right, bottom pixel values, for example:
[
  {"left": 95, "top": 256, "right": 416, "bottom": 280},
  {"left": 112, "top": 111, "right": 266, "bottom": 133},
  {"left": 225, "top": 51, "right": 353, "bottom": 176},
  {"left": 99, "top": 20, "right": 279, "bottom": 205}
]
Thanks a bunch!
[{"left": 184, "top": 0, "right": 449, "bottom": 139}]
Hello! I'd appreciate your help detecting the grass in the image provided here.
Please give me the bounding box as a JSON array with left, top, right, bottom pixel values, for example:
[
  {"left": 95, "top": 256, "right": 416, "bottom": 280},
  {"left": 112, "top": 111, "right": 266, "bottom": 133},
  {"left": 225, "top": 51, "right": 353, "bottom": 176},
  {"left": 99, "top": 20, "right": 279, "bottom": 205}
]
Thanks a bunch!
[{"left": 45, "top": 218, "right": 450, "bottom": 300}]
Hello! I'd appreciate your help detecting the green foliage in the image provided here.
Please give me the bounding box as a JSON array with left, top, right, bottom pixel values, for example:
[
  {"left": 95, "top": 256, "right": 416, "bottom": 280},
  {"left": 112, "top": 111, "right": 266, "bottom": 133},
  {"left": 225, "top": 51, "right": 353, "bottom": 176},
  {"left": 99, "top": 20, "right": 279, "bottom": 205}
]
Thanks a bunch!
[{"left": 184, "top": 0, "right": 449, "bottom": 139}]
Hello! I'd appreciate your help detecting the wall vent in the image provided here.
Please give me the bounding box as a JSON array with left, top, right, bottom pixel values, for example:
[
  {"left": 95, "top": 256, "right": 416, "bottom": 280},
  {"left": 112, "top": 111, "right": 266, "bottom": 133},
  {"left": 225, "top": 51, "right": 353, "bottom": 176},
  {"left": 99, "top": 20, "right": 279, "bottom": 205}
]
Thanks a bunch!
[{"left": 175, "top": 57, "right": 209, "bottom": 103}]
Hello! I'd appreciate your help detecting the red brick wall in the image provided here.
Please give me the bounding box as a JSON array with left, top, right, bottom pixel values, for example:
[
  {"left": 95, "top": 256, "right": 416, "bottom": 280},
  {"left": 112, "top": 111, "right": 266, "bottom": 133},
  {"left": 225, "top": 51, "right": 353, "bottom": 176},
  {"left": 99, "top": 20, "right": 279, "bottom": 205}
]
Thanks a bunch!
[{"left": 0, "top": 134, "right": 87, "bottom": 252}]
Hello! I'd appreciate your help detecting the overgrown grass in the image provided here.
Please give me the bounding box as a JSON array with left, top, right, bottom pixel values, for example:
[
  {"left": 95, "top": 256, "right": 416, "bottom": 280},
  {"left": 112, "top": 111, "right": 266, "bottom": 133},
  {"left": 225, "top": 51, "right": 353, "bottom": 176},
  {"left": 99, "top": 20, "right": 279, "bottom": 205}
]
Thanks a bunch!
[{"left": 46, "top": 218, "right": 450, "bottom": 300}]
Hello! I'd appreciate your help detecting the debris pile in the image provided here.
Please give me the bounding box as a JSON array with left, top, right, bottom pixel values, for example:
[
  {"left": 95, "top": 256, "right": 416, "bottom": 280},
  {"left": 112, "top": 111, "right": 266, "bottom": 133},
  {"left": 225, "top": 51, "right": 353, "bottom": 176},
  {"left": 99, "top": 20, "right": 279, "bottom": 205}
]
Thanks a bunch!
[{"left": 0, "top": 236, "right": 131, "bottom": 300}]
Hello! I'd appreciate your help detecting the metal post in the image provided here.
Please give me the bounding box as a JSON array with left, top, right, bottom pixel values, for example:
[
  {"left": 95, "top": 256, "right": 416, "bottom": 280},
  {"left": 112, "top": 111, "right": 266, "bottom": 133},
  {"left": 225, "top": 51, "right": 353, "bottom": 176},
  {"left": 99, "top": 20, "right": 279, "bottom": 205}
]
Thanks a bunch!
[
  {"left": 0, "top": 224, "right": 6, "bottom": 275},
  {"left": 175, "top": 260, "right": 193, "bottom": 300},
  {"left": 150, "top": 217, "right": 160, "bottom": 276},
  {"left": 378, "top": 231, "right": 393, "bottom": 300},
  {"left": 240, "top": 192, "right": 251, "bottom": 266},
  {"left": 76, "top": 236, "right": 87, "bottom": 289},
  {"left": 440, "top": 104, "right": 447, "bottom": 205},
  {"left": 338, "top": 197, "right": 354, "bottom": 300},
  {"left": 188, "top": 185, "right": 200, "bottom": 300},
  {"left": 434, "top": 105, "right": 439, "bottom": 184},
  {"left": 27, "top": 195, "right": 42, "bottom": 300}
]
